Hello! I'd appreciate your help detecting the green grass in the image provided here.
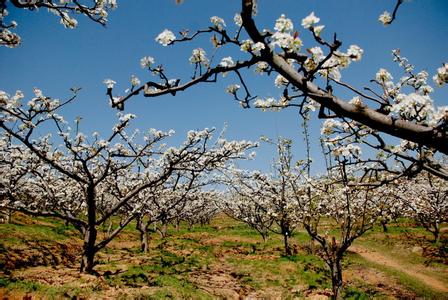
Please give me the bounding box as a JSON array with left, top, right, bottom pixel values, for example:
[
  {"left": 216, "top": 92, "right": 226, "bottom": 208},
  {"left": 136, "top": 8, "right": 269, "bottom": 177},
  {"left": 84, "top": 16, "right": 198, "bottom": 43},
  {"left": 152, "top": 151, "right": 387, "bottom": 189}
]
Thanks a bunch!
[
  {"left": 0, "top": 222, "right": 71, "bottom": 243},
  {"left": 0, "top": 213, "right": 447, "bottom": 298},
  {"left": 0, "top": 276, "right": 89, "bottom": 299}
]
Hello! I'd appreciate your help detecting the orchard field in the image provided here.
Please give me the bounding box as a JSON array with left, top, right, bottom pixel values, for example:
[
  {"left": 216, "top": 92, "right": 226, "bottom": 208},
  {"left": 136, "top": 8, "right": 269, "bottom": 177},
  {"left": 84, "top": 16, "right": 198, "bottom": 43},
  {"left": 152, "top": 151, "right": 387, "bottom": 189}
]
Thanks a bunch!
[
  {"left": 1, "top": 0, "right": 448, "bottom": 299},
  {"left": 0, "top": 212, "right": 447, "bottom": 299}
]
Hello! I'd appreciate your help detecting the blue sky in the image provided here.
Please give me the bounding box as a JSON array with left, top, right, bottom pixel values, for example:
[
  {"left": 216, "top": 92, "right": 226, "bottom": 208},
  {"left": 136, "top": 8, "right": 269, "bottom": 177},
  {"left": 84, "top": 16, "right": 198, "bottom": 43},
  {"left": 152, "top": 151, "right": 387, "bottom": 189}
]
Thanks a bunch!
[{"left": 1, "top": 0, "right": 447, "bottom": 173}]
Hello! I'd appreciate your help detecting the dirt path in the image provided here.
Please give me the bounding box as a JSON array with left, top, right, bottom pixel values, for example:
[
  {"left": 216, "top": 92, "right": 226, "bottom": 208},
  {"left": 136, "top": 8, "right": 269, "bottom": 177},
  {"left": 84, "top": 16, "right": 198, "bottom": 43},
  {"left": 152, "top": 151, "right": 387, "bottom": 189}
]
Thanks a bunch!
[{"left": 350, "top": 245, "right": 448, "bottom": 293}]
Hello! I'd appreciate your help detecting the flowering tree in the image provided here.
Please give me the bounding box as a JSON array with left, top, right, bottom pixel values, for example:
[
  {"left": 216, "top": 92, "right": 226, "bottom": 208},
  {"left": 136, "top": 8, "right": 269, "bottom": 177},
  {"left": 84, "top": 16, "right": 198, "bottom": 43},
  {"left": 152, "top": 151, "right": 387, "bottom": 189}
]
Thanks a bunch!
[
  {"left": 375, "top": 187, "right": 404, "bottom": 233},
  {"left": 0, "top": 135, "right": 38, "bottom": 224},
  {"left": 300, "top": 164, "right": 392, "bottom": 299},
  {"left": 398, "top": 173, "right": 448, "bottom": 243},
  {"left": 170, "top": 190, "right": 221, "bottom": 230},
  {"left": 219, "top": 192, "right": 273, "bottom": 242},
  {"left": 0, "top": 88, "right": 256, "bottom": 273},
  {"left": 221, "top": 135, "right": 395, "bottom": 298},
  {"left": 0, "top": 0, "right": 117, "bottom": 47},
  {"left": 134, "top": 175, "right": 221, "bottom": 252},
  {"left": 101, "top": 0, "right": 447, "bottom": 181},
  {"left": 222, "top": 138, "right": 306, "bottom": 255}
]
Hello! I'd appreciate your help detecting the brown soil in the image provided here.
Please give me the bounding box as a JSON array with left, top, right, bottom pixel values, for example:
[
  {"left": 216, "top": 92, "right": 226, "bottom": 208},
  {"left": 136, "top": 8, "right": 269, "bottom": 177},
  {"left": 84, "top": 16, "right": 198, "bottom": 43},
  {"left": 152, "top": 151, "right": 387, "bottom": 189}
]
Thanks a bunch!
[
  {"left": 345, "top": 265, "right": 417, "bottom": 298},
  {"left": 1, "top": 240, "right": 81, "bottom": 271},
  {"left": 350, "top": 245, "right": 448, "bottom": 293},
  {"left": 189, "top": 263, "right": 251, "bottom": 299}
]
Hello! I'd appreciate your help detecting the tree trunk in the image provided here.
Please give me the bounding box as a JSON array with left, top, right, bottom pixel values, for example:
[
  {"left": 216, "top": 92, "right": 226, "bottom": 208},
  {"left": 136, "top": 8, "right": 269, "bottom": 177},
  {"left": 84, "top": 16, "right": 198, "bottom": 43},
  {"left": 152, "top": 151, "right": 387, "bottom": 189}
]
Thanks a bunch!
[
  {"left": 140, "top": 227, "right": 149, "bottom": 253},
  {"left": 6, "top": 209, "right": 12, "bottom": 223},
  {"left": 137, "top": 222, "right": 150, "bottom": 252},
  {"left": 80, "top": 226, "right": 97, "bottom": 274},
  {"left": 80, "top": 186, "right": 97, "bottom": 274},
  {"left": 432, "top": 222, "right": 440, "bottom": 244},
  {"left": 158, "top": 221, "right": 168, "bottom": 238},
  {"left": 329, "top": 258, "right": 343, "bottom": 300},
  {"left": 136, "top": 214, "right": 150, "bottom": 252},
  {"left": 261, "top": 232, "right": 268, "bottom": 243},
  {"left": 281, "top": 221, "right": 292, "bottom": 256},
  {"left": 283, "top": 232, "right": 291, "bottom": 256},
  {"left": 381, "top": 219, "right": 388, "bottom": 233}
]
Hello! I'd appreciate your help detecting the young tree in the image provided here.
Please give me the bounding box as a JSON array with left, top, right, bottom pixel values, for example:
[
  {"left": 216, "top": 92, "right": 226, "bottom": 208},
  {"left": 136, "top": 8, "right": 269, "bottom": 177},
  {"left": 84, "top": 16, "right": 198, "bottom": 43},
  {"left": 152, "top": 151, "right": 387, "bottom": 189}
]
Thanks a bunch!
[
  {"left": 399, "top": 173, "right": 448, "bottom": 243},
  {"left": 178, "top": 190, "right": 221, "bottom": 229},
  {"left": 0, "top": 88, "right": 256, "bottom": 273},
  {"left": 222, "top": 138, "right": 305, "bottom": 255},
  {"left": 219, "top": 192, "right": 273, "bottom": 242},
  {"left": 301, "top": 163, "right": 392, "bottom": 299},
  {"left": 134, "top": 180, "right": 216, "bottom": 252}
]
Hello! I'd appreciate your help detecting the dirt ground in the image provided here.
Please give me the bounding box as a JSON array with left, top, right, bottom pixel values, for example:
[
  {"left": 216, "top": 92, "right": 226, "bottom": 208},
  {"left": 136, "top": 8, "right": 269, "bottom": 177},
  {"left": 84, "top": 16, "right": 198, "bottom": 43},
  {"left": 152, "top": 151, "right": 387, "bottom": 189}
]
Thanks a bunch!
[
  {"left": 1, "top": 215, "right": 447, "bottom": 299},
  {"left": 350, "top": 245, "right": 448, "bottom": 294}
]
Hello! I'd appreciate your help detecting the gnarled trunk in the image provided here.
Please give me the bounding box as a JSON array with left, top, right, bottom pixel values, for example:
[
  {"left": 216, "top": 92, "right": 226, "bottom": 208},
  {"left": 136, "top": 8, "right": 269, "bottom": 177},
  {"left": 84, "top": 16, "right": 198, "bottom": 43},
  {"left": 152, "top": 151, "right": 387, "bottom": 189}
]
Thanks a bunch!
[
  {"left": 329, "top": 258, "right": 343, "bottom": 300},
  {"left": 136, "top": 215, "right": 150, "bottom": 253}
]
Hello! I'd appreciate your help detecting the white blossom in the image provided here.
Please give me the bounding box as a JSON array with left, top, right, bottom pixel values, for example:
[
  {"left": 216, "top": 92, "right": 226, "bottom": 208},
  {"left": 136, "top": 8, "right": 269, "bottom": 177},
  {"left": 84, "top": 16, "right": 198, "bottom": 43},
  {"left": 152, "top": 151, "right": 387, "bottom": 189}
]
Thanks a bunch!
[
  {"left": 219, "top": 56, "right": 235, "bottom": 68},
  {"left": 59, "top": 12, "right": 78, "bottom": 29},
  {"left": 189, "top": 48, "right": 208, "bottom": 65},
  {"left": 118, "top": 113, "right": 136, "bottom": 123},
  {"left": 155, "top": 29, "right": 176, "bottom": 46},
  {"left": 347, "top": 45, "right": 364, "bottom": 62},
  {"left": 130, "top": 75, "right": 141, "bottom": 87},
  {"left": 140, "top": 56, "right": 155, "bottom": 69},
  {"left": 103, "top": 79, "right": 116, "bottom": 89},
  {"left": 349, "top": 96, "right": 363, "bottom": 107},
  {"left": 274, "top": 74, "right": 289, "bottom": 87},
  {"left": 210, "top": 16, "right": 226, "bottom": 30},
  {"left": 274, "top": 14, "right": 293, "bottom": 32},
  {"left": 251, "top": 42, "right": 265, "bottom": 56},
  {"left": 301, "top": 12, "right": 320, "bottom": 29},
  {"left": 234, "top": 13, "right": 243, "bottom": 27},
  {"left": 255, "top": 61, "right": 269, "bottom": 74},
  {"left": 376, "top": 68, "right": 393, "bottom": 82},
  {"left": 433, "top": 63, "right": 448, "bottom": 86},
  {"left": 313, "top": 25, "right": 325, "bottom": 36},
  {"left": 226, "top": 84, "right": 240, "bottom": 94},
  {"left": 270, "top": 32, "right": 302, "bottom": 53},
  {"left": 378, "top": 11, "right": 392, "bottom": 26}
]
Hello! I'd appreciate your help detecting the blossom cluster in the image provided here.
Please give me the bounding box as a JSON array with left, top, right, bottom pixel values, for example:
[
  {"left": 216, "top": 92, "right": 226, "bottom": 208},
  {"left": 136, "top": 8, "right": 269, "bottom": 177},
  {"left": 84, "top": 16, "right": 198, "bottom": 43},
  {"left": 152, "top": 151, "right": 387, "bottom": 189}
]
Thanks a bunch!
[{"left": 1, "top": 0, "right": 118, "bottom": 48}]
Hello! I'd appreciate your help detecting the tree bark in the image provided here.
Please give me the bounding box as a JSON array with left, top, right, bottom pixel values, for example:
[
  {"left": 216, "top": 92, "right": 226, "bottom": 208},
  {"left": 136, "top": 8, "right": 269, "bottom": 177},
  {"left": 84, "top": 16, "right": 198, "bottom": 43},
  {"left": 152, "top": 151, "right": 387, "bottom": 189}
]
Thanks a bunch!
[
  {"left": 432, "top": 222, "right": 440, "bottom": 244},
  {"left": 240, "top": 0, "right": 448, "bottom": 156},
  {"left": 175, "top": 218, "right": 180, "bottom": 231},
  {"left": 80, "top": 186, "right": 97, "bottom": 274},
  {"left": 283, "top": 233, "right": 291, "bottom": 256},
  {"left": 136, "top": 216, "right": 150, "bottom": 253},
  {"left": 80, "top": 227, "right": 97, "bottom": 274},
  {"left": 381, "top": 219, "right": 388, "bottom": 233},
  {"left": 158, "top": 221, "right": 168, "bottom": 238},
  {"left": 329, "top": 258, "right": 343, "bottom": 300}
]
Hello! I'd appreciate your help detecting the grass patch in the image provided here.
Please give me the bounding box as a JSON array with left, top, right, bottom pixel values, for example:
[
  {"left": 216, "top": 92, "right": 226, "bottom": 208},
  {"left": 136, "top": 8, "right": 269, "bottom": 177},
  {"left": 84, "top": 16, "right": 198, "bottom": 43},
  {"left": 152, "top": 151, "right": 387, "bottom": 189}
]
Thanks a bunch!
[
  {"left": 1, "top": 213, "right": 447, "bottom": 298},
  {"left": 0, "top": 277, "right": 88, "bottom": 299}
]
